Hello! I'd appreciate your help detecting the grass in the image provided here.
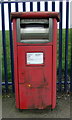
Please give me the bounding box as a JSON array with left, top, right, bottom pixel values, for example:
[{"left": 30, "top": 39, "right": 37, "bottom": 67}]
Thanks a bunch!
[
  {"left": 1, "top": 29, "right": 71, "bottom": 82},
  {"left": 2, "top": 31, "right": 11, "bottom": 82},
  {"left": 57, "top": 29, "right": 71, "bottom": 73}
]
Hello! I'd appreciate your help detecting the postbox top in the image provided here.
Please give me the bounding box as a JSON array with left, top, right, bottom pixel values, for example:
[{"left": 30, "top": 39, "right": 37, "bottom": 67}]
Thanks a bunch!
[{"left": 11, "top": 12, "right": 60, "bottom": 22}]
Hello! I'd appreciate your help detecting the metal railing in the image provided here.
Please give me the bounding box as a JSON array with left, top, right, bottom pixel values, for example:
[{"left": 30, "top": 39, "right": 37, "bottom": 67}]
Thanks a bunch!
[{"left": 1, "top": 1, "right": 71, "bottom": 92}]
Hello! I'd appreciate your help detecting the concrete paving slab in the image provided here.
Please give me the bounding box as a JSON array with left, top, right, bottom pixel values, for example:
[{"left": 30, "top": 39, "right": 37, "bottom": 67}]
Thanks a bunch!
[{"left": 2, "top": 93, "right": 70, "bottom": 118}]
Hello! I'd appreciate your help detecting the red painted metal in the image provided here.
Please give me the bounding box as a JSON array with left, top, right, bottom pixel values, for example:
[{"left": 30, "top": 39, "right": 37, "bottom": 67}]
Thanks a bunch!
[
  {"left": 52, "top": 19, "right": 57, "bottom": 109},
  {"left": 12, "top": 19, "right": 19, "bottom": 108},
  {"left": 11, "top": 12, "right": 60, "bottom": 22},
  {"left": 18, "top": 46, "right": 52, "bottom": 109},
  {"left": 12, "top": 12, "right": 59, "bottom": 109}
]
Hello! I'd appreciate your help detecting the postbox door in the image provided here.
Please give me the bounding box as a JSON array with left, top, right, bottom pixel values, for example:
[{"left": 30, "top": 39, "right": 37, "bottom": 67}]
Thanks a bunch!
[{"left": 18, "top": 46, "right": 52, "bottom": 109}]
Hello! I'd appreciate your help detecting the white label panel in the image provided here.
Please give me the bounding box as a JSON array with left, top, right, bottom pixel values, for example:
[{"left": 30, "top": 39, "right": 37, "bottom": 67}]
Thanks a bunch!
[{"left": 27, "top": 52, "right": 43, "bottom": 64}]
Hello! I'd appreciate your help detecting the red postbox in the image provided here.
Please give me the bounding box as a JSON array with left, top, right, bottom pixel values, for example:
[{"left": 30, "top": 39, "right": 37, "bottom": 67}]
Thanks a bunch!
[{"left": 11, "top": 12, "right": 59, "bottom": 109}]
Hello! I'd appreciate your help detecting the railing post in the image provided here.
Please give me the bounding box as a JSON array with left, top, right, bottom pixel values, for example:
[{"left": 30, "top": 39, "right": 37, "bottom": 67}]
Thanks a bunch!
[
  {"left": 64, "top": 2, "right": 69, "bottom": 92},
  {"left": 52, "top": 2, "right": 55, "bottom": 11},
  {"left": 37, "top": 2, "right": 40, "bottom": 11},
  {"left": 8, "top": 2, "right": 14, "bottom": 92},
  {"left": 15, "top": 2, "right": 18, "bottom": 12},
  {"left": 23, "top": 2, "right": 26, "bottom": 12},
  {"left": 58, "top": 2, "right": 63, "bottom": 92},
  {"left": 1, "top": 2, "right": 8, "bottom": 92},
  {"left": 45, "top": 2, "right": 48, "bottom": 11},
  {"left": 30, "top": 2, "right": 33, "bottom": 12}
]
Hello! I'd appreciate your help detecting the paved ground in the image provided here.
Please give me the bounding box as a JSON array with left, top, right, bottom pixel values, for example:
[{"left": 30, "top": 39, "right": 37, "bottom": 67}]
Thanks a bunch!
[{"left": 2, "top": 92, "right": 70, "bottom": 118}]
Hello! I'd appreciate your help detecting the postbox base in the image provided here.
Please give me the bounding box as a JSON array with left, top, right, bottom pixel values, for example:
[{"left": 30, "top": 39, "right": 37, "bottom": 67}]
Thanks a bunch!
[{"left": 18, "top": 105, "right": 56, "bottom": 111}]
